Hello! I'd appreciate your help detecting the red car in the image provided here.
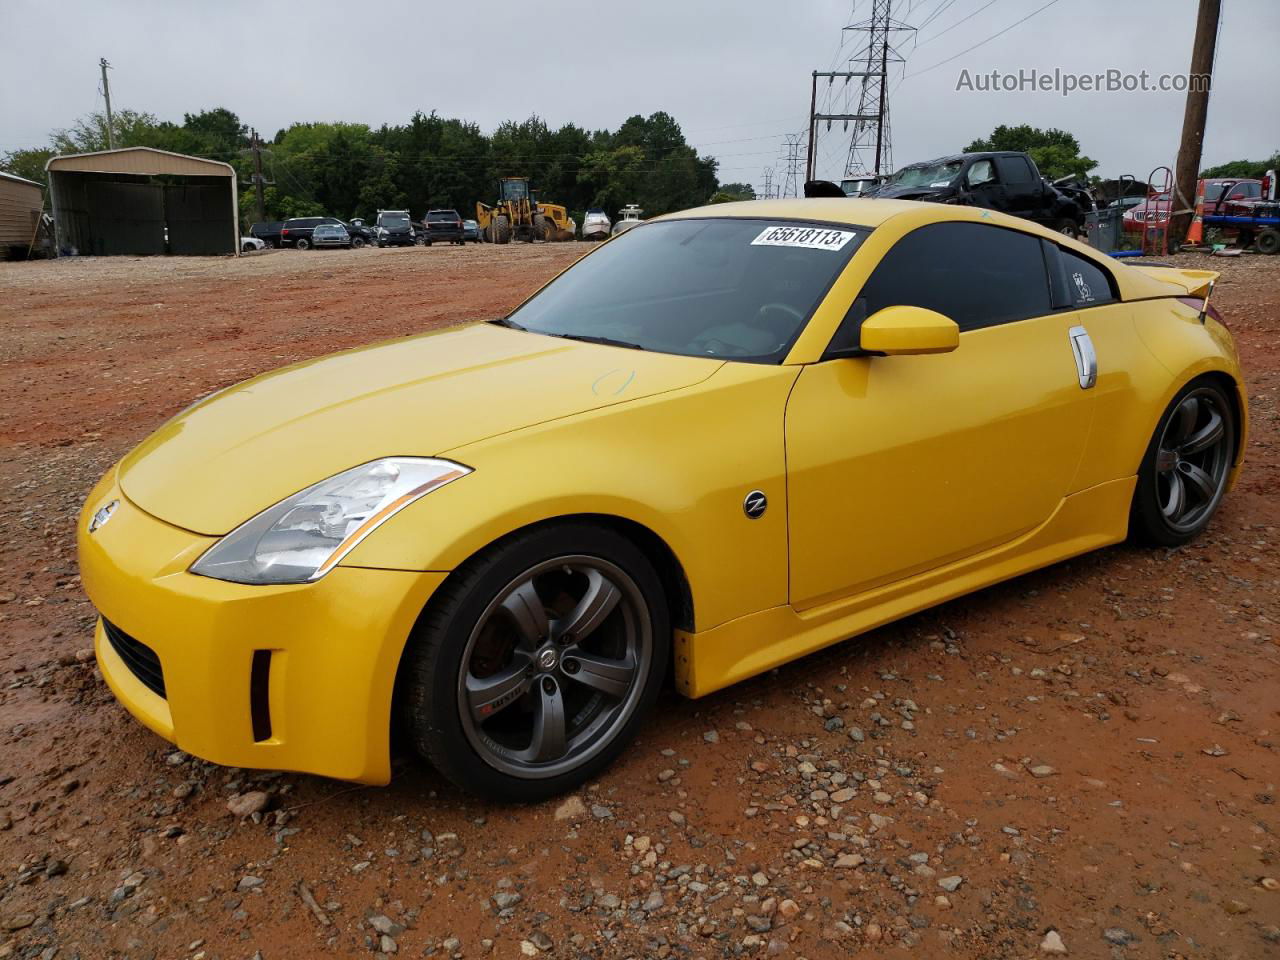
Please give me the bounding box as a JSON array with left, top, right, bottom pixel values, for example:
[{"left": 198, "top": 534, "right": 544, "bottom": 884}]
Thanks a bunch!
[{"left": 1123, "top": 178, "right": 1263, "bottom": 235}]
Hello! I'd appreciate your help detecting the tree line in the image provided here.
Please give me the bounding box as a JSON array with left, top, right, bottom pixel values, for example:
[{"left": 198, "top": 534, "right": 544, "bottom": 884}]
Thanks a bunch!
[{"left": 1, "top": 107, "right": 724, "bottom": 227}]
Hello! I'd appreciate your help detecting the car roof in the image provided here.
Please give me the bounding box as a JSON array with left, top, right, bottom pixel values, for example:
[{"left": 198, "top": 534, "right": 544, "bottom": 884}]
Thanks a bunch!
[
  {"left": 659, "top": 197, "right": 933, "bottom": 229},
  {"left": 656, "top": 198, "right": 1192, "bottom": 303}
]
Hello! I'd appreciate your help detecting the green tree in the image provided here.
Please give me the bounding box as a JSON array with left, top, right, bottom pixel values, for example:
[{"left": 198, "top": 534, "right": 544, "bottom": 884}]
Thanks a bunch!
[
  {"left": 0, "top": 147, "right": 54, "bottom": 184},
  {"left": 964, "top": 124, "right": 1097, "bottom": 179},
  {"left": 1200, "top": 151, "right": 1279, "bottom": 180},
  {"left": 717, "top": 182, "right": 757, "bottom": 200}
]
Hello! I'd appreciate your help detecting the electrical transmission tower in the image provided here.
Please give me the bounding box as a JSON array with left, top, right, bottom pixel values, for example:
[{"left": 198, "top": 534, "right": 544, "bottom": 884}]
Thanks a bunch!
[
  {"left": 781, "top": 135, "right": 804, "bottom": 198},
  {"left": 841, "top": 0, "right": 914, "bottom": 177},
  {"left": 760, "top": 168, "right": 774, "bottom": 200}
]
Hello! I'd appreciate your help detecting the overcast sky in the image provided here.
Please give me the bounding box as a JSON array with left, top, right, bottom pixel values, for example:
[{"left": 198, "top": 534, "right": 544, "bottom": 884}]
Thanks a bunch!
[{"left": 3, "top": 0, "right": 1277, "bottom": 190}]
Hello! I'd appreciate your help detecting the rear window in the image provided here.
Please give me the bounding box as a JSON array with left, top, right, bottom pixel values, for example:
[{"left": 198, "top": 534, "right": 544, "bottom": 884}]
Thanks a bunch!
[
  {"left": 508, "top": 218, "right": 867, "bottom": 363},
  {"left": 427, "top": 211, "right": 459, "bottom": 221}
]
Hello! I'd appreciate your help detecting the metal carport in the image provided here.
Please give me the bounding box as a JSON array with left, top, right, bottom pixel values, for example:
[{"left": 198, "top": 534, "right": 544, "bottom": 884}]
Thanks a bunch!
[{"left": 46, "top": 147, "right": 239, "bottom": 256}]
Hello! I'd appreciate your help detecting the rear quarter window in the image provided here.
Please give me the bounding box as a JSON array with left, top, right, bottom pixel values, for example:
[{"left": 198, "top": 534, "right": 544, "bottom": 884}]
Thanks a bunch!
[{"left": 1058, "top": 247, "right": 1116, "bottom": 307}]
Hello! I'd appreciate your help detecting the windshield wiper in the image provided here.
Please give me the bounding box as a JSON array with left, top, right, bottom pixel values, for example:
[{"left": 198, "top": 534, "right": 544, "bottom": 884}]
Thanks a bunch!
[
  {"left": 488, "top": 317, "right": 527, "bottom": 330},
  {"left": 551, "top": 332, "right": 644, "bottom": 350}
]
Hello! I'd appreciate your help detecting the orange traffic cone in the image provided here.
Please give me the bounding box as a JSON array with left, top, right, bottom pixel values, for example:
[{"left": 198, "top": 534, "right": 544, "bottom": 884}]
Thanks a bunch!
[{"left": 1186, "top": 178, "right": 1205, "bottom": 245}]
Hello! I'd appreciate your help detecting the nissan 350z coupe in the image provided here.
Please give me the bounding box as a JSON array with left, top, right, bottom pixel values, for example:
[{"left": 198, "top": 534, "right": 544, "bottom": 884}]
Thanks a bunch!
[{"left": 80, "top": 198, "right": 1246, "bottom": 800}]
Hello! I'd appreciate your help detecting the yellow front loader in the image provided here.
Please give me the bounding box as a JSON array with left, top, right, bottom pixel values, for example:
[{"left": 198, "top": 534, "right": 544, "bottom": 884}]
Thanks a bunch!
[{"left": 476, "top": 178, "right": 576, "bottom": 243}]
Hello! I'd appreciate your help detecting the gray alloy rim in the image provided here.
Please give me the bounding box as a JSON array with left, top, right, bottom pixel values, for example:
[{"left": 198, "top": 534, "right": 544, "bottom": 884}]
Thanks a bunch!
[
  {"left": 1155, "top": 387, "right": 1232, "bottom": 533},
  {"left": 456, "top": 555, "right": 651, "bottom": 780}
]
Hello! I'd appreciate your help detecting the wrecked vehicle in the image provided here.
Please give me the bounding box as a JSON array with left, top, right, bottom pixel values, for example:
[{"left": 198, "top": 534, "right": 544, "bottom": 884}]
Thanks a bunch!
[{"left": 875, "top": 151, "right": 1085, "bottom": 235}]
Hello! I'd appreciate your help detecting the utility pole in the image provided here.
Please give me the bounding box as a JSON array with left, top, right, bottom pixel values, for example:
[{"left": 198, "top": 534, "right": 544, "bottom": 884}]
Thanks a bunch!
[
  {"left": 250, "top": 128, "right": 266, "bottom": 223},
  {"left": 99, "top": 57, "right": 115, "bottom": 150},
  {"left": 1169, "top": 0, "right": 1221, "bottom": 247},
  {"left": 806, "top": 71, "right": 879, "bottom": 182}
]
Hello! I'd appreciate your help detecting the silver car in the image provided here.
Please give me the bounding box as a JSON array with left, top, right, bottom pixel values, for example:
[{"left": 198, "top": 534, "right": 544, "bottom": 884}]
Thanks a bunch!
[{"left": 311, "top": 223, "right": 352, "bottom": 249}]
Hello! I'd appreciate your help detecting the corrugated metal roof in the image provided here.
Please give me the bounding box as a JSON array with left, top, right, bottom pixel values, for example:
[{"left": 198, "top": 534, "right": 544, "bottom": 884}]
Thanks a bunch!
[
  {"left": 46, "top": 146, "right": 234, "bottom": 178},
  {"left": 0, "top": 170, "right": 43, "bottom": 187}
]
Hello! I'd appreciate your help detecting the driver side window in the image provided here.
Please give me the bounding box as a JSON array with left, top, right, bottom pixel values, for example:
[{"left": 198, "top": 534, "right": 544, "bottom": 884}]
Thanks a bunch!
[
  {"left": 968, "top": 159, "right": 996, "bottom": 188},
  {"left": 855, "top": 222, "right": 1052, "bottom": 335}
]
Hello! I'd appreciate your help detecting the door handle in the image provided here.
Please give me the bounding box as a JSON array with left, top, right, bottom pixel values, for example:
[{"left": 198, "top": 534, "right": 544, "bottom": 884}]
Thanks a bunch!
[{"left": 1068, "top": 325, "right": 1097, "bottom": 390}]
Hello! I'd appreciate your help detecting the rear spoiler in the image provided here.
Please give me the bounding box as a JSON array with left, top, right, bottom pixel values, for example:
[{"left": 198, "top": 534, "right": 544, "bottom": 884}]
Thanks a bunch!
[{"left": 1126, "top": 265, "right": 1218, "bottom": 298}]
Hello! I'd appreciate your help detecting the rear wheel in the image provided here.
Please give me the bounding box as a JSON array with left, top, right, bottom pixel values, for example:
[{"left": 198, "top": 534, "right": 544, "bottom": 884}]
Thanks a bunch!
[
  {"left": 533, "top": 213, "right": 551, "bottom": 242},
  {"left": 400, "top": 523, "right": 669, "bottom": 800},
  {"left": 352, "top": 236, "right": 365, "bottom": 249},
  {"left": 296, "top": 238, "right": 311, "bottom": 251},
  {"left": 1256, "top": 228, "right": 1280, "bottom": 255},
  {"left": 1131, "top": 379, "right": 1236, "bottom": 546}
]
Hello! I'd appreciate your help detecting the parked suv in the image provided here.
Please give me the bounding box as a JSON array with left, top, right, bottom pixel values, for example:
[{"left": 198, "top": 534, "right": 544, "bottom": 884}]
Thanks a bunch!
[
  {"left": 249, "top": 221, "right": 284, "bottom": 247},
  {"left": 375, "top": 210, "right": 416, "bottom": 247},
  {"left": 424, "top": 209, "right": 465, "bottom": 246},
  {"left": 280, "top": 216, "right": 346, "bottom": 250},
  {"left": 877, "top": 151, "right": 1084, "bottom": 234}
]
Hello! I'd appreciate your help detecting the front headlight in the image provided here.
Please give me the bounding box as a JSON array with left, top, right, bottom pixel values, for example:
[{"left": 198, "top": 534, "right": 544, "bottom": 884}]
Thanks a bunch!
[{"left": 190, "top": 457, "right": 470, "bottom": 585}]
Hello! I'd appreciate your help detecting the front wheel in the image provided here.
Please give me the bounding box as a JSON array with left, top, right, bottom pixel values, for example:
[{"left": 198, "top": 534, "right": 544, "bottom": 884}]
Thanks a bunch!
[
  {"left": 1131, "top": 379, "right": 1236, "bottom": 546},
  {"left": 352, "top": 236, "right": 365, "bottom": 249},
  {"left": 399, "top": 523, "right": 669, "bottom": 800}
]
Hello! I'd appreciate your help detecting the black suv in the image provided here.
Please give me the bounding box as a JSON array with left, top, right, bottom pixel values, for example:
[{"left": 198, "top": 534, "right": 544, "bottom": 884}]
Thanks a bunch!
[
  {"left": 249, "top": 221, "right": 284, "bottom": 247},
  {"left": 423, "top": 209, "right": 465, "bottom": 246},
  {"left": 280, "top": 216, "right": 345, "bottom": 250},
  {"left": 875, "top": 151, "right": 1084, "bottom": 234}
]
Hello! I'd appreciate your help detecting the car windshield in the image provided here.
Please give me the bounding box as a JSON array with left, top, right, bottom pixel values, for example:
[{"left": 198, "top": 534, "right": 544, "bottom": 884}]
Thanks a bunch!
[
  {"left": 506, "top": 218, "right": 867, "bottom": 363},
  {"left": 379, "top": 214, "right": 410, "bottom": 227},
  {"left": 888, "top": 161, "right": 962, "bottom": 188}
]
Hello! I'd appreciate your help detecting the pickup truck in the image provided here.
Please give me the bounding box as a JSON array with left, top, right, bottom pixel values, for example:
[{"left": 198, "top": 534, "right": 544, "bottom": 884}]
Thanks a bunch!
[{"left": 875, "top": 151, "right": 1085, "bottom": 235}]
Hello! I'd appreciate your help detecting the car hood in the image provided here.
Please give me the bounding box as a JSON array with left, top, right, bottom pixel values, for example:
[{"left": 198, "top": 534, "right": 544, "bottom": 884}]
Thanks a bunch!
[
  {"left": 874, "top": 183, "right": 954, "bottom": 201},
  {"left": 118, "top": 323, "right": 722, "bottom": 535}
]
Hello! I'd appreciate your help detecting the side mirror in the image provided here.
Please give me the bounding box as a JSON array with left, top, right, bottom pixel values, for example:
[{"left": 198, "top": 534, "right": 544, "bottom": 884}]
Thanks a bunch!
[{"left": 860, "top": 305, "right": 959, "bottom": 355}]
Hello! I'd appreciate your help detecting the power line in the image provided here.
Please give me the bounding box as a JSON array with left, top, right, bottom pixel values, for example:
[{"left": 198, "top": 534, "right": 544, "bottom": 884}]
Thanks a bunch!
[
  {"left": 914, "top": 0, "right": 999, "bottom": 46},
  {"left": 906, "top": 0, "right": 1062, "bottom": 78}
]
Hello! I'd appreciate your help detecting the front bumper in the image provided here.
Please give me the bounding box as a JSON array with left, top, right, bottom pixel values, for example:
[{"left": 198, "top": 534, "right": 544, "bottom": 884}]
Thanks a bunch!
[{"left": 79, "top": 471, "right": 445, "bottom": 784}]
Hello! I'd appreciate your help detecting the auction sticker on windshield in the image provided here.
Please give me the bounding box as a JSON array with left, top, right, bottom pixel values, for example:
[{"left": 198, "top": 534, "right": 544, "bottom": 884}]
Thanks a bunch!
[{"left": 751, "top": 225, "right": 857, "bottom": 251}]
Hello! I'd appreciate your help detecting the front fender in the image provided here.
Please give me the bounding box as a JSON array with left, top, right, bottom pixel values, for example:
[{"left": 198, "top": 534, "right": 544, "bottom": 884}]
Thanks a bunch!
[{"left": 341, "top": 363, "right": 799, "bottom": 632}]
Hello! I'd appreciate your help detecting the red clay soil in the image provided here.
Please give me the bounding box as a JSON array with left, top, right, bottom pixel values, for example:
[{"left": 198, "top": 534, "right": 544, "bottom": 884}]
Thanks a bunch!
[{"left": 0, "top": 244, "right": 1276, "bottom": 960}]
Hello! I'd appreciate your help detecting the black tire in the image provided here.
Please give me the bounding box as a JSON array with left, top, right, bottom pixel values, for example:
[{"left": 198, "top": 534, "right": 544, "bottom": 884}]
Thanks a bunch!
[
  {"left": 1131, "top": 378, "right": 1236, "bottom": 547},
  {"left": 485, "top": 215, "right": 512, "bottom": 245},
  {"left": 399, "top": 522, "right": 670, "bottom": 801},
  {"left": 296, "top": 238, "right": 311, "bottom": 251},
  {"left": 1052, "top": 218, "right": 1079, "bottom": 238},
  {"left": 352, "top": 236, "right": 365, "bottom": 249},
  {"left": 1256, "top": 228, "right": 1280, "bottom": 255}
]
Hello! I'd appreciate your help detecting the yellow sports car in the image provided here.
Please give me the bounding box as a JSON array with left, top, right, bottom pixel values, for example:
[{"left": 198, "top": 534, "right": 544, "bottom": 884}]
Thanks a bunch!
[{"left": 79, "top": 199, "right": 1245, "bottom": 799}]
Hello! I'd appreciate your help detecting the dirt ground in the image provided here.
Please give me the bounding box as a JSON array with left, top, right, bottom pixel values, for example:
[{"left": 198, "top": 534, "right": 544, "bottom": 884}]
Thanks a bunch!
[{"left": 0, "top": 243, "right": 1277, "bottom": 960}]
